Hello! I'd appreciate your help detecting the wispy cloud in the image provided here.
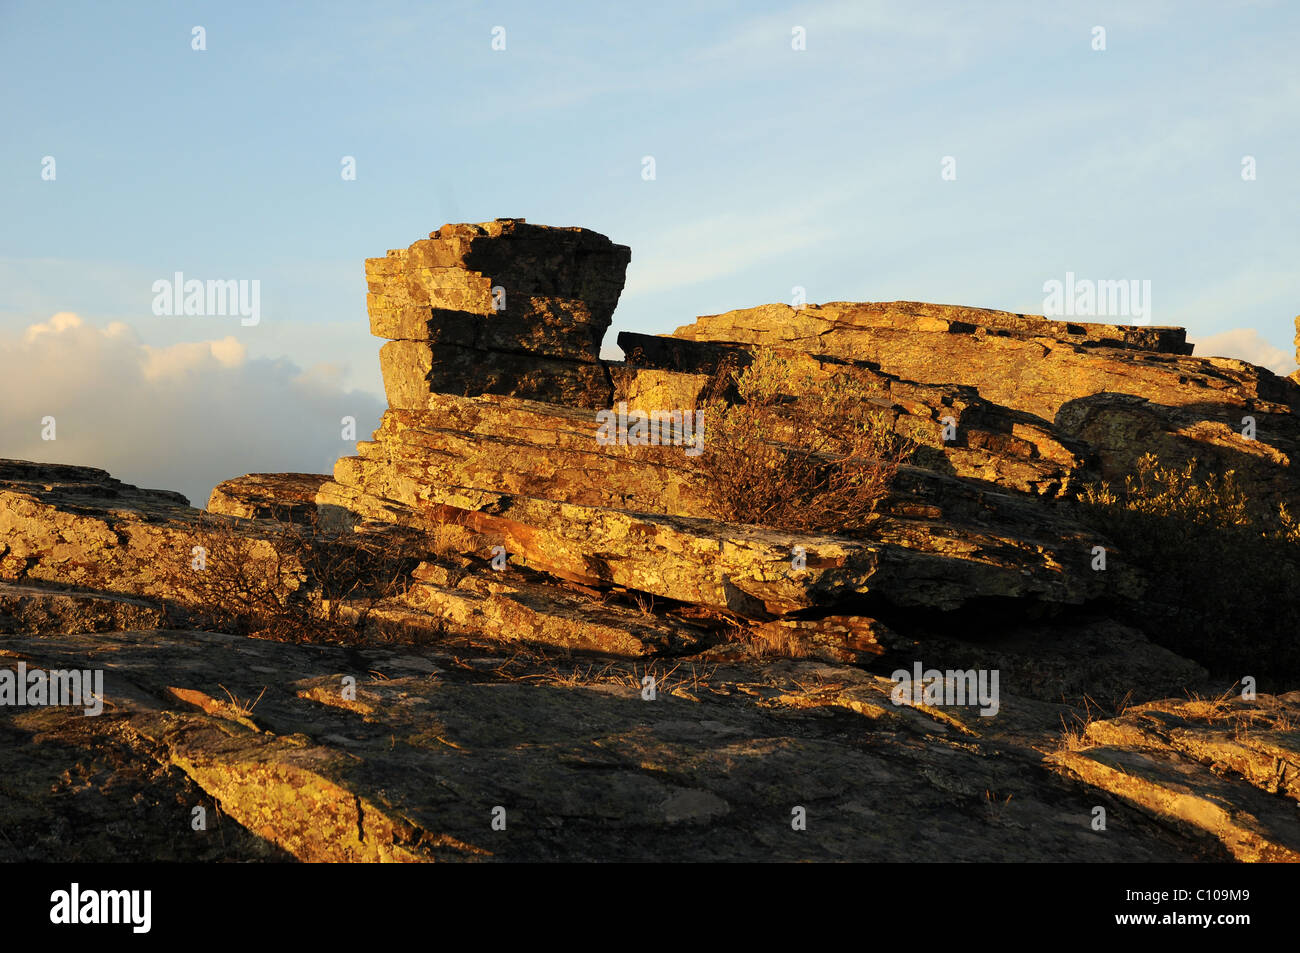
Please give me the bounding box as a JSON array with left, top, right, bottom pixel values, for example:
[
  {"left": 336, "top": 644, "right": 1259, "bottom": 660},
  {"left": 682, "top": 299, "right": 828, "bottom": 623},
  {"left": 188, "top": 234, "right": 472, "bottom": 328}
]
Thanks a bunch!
[{"left": 1189, "top": 327, "right": 1296, "bottom": 375}]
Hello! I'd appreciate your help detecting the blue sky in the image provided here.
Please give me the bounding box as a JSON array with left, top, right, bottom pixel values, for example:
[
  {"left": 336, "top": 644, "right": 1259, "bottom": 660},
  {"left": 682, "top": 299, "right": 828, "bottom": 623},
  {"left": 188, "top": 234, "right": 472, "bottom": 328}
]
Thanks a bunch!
[{"left": 1, "top": 0, "right": 1297, "bottom": 503}]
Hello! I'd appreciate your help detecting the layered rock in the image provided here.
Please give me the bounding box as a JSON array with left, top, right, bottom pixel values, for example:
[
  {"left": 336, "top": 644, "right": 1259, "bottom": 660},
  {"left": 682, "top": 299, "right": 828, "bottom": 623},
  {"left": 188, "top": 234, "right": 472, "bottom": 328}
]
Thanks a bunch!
[
  {"left": 208, "top": 473, "right": 329, "bottom": 524},
  {"left": 6, "top": 220, "right": 1300, "bottom": 863},
  {"left": 308, "top": 225, "right": 1298, "bottom": 673},
  {"left": 369, "top": 218, "right": 630, "bottom": 409},
  {"left": 0, "top": 459, "right": 715, "bottom": 658},
  {"left": 10, "top": 226, "right": 1290, "bottom": 675},
  {"left": 671, "top": 301, "right": 1300, "bottom": 511},
  {"left": 615, "top": 330, "right": 1091, "bottom": 497},
  {"left": 1292, "top": 315, "right": 1300, "bottom": 386},
  {"left": 0, "top": 460, "right": 204, "bottom": 600},
  {"left": 3, "top": 621, "right": 1296, "bottom": 861}
]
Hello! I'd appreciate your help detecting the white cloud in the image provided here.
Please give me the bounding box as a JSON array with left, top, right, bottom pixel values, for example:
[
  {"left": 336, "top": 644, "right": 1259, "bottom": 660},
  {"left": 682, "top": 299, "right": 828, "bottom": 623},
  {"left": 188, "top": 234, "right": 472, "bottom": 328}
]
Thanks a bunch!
[
  {"left": 141, "top": 336, "right": 247, "bottom": 380},
  {"left": 1189, "top": 327, "right": 1297, "bottom": 376},
  {"left": 0, "top": 314, "right": 385, "bottom": 508},
  {"left": 24, "top": 311, "right": 86, "bottom": 342}
]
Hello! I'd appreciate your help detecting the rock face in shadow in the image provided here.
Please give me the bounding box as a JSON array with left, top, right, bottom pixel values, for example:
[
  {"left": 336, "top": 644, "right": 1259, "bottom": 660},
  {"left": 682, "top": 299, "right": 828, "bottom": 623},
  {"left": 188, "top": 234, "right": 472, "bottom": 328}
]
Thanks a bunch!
[{"left": 2, "top": 221, "right": 1298, "bottom": 862}]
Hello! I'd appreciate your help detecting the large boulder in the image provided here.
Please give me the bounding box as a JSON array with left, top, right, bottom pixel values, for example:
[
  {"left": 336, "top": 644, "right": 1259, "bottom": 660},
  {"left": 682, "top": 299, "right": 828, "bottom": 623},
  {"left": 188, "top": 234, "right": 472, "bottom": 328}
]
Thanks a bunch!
[{"left": 368, "top": 219, "right": 630, "bottom": 409}]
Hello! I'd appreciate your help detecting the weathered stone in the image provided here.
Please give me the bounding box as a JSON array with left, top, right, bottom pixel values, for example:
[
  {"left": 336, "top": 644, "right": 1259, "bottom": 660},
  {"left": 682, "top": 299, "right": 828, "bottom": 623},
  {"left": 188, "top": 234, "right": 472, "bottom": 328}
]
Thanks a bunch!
[
  {"left": 379, "top": 340, "right": 613, "bottom": 409},
  {"left": 393, "top": 559, "right": 708, "bottom": 657},
  {"left": 0, "top": 455, "right": 718, "bottom": 659},
  {"left": 366, "top": 220, "right": 630, "bottom": 410},
  {"left": 0, "top": 463, "right": 327, "bottom": 623},
  {"left": 370, "top": 296, "right": 608, "bottom": 361},
  {"left": 335, "top": 401, "right": 702, "bottom": 516},
  {"left": 207, "top": 473, "right": 329, "bottom": 523},
  {"left": 675, "top": 299, "right": 1192, "bottom": 355},
  {"left": 0, "top": 459, "right": 209, "bottom": 600},
  {"left": 1051, "top": 693, "right": 1300, "bottom": 862},
  {"left": 1055, "top": 392, "right": 1297, "bottom": 511},
  {"left": 671, "top": 302, "right": 1300, "bottom": 509},
  {"left": 673, "top": 301, "right": 1294, "bottom": 420},
  {"left": 319, "top": 472, "right": 1128, "bottom": 619},
  {"left": 7, "top": 223, "right": 1300, "bottom": 863},
  {"left": 0, "top": 581, "right": 165, "bottom": 635},
  {"left": 617, "top": 330, "right": 1091, "bottom": 497},
  {"left": 741, "top": 615, "right": 903, "bottom": 664},
  {"left": 3, "top": 625, "right": 1277, "bottom": 861},
  {"left": 367, "top": 219, "right": 630, "bottom": 316}
]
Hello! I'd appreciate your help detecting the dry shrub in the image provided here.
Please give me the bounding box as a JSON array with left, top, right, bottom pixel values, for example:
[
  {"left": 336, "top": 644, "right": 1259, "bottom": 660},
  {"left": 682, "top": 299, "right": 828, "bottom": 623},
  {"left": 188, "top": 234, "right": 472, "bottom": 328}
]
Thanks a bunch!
[
  {"left": 728, "top": 621, "right": 812, "bottom": 659},
  {"left": 1079, "top": 453, "right": 1253, "bottom": 529},
  {"left": 694, "top": 348, "right": 914, "bottom": 533},
  {"left": 160, "top": 509, "right": 417, "bottom": 644},
  {"left": 1078, "top": 453, "right": 1300, "bottom": 681}
]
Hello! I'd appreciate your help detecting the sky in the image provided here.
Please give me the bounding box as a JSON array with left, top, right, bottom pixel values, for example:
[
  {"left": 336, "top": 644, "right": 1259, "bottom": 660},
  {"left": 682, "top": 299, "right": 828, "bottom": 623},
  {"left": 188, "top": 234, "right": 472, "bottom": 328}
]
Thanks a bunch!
[{"left": 1, "top": 0, "right": 1297, "bottom": 505}]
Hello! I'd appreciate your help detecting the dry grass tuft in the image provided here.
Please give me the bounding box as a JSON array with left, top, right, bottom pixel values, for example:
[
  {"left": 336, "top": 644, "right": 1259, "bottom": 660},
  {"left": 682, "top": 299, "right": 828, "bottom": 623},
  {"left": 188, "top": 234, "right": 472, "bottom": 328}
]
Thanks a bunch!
[
  {"left": 723, "top": 620, "right": 814, "bottom": 660},
  {"left": 159, "top": 508, "right": 418, "bottom": 644},
  {"left": 218, "top": 683, "right": 268, "bottom": 717},
  {"left": 1055, "top": 693, "right": 1132, "bottom": 752},
  {"left": 1180, "top": 685, "right": 1239, "bottom": 723},
  {"left": 694, "top": 349, "right": 915, "bottom": 533}
]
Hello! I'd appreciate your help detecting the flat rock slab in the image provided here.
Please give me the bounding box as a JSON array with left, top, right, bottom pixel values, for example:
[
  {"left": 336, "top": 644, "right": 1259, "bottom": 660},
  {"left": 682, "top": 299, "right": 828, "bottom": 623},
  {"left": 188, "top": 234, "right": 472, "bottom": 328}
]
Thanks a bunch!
[
  {"left": 0, "top": 581, "right": 165, "bottom": 636},
  {"left": 673, "top": 301, "right": 1299, "bottom": 451},
  {"left": 0, "top": 626, "right": 1247, "bottom": 862},
  {"left": 207, "top": 473, "right": 330, "bottom": 523},
  {"left": 320, "top": 475, "right": 1125, "bottom": 618}
]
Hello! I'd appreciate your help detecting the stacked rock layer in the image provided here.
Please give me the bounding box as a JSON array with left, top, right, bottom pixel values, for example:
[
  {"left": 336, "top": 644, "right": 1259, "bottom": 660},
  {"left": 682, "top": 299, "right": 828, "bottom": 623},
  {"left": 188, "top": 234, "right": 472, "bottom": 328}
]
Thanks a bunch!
[
  {"left": 5, "top": 222, "right": 1300, "bottom": 863},
  {"left": 312, "top": 220, "right": 1300, "bottom": 663},
  {"left": 368, "top": 218, "right": 630, "bottom": 410}
]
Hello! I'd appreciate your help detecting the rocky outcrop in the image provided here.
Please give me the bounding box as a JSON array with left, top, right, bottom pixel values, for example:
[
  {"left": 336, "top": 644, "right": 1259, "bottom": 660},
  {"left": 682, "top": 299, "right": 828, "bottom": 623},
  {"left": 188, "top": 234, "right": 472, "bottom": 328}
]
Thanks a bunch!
[
  {"left": 1292, "top": 315, "right": 1300, "bottom": 387},
  {"left": 0, "top": 459, "right": 205, "bottom": 600},
  {"left": 307, "top": 226, "right": 1300, "bottom": 672},
  {"left": 615, "top": 330, "right": 1091, "bottom": 497},
  {"left": 5, "top": 229, "right": 1294, "bottom": 671},
  {"left": 369, "top": 218, "right": 630, "bottom": 409},
  {"left": 672, "top": 301, "right": 1300, "bottom": 512},
  {"left": 4, "top": 221, "right": 1299, "bottom": 863}
]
